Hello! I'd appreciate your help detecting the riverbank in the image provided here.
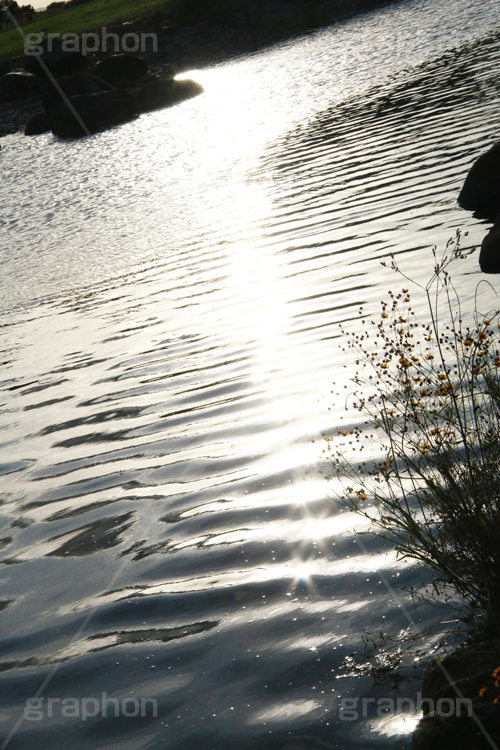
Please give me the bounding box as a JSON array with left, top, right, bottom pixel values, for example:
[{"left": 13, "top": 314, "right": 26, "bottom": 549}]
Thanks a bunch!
[{"left": 0, "top": 0, "right": 404, "bottom": 137}]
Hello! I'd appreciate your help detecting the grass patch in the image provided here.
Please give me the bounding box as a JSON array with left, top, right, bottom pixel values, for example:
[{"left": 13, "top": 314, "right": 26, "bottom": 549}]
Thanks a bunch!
[
  {"left": 0, "top": 0, "right": 404, "bottom": 63},
  {"left": 0, "top": 0, "right": 171, "bottom": 60}
]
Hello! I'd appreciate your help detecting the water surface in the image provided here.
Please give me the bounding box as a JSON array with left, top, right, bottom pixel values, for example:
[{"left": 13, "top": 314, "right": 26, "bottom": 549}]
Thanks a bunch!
[{"left": 1, "top": 0, "right": 500, "bottom": 747}]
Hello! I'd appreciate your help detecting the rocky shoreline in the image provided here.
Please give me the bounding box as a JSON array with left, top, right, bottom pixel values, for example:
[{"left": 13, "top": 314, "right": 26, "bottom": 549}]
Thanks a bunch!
[
  {"left": 0, "top": 22, "right": 278, "bottom": 137},
  {"left": 412, "top": 640, "right": 500, "bottom": 750},
  {"left": 0, "top": 0, "right": 405, "bottom": 138},
  {"left": 0, "top": 98, "right": 41, "bottom": 136},
  {"left": 0, "top": 22, "right": 240, "bottom": 137}
]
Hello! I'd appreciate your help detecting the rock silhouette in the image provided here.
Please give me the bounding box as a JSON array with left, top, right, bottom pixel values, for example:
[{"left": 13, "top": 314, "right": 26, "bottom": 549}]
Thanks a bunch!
[
  {"left": 458, "top": 141, "right": 500, "bottom": 222},
  {"left": 94, "top": 54, "right": 149, "bottom": 86},
  {"left": 46, "top": 90, "right": 137, "bottom": 138},
  {"left": 479, "top": 215, "right": 500, "bottom": 273}
]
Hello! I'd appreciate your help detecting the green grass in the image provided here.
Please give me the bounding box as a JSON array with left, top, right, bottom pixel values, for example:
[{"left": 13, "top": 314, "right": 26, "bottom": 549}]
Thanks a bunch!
[
  {"left": 0, "top": 0, "right": 171, "bottom": 60},
  {"left": 0, "top": 0, "right": 405, "bottom": 63}
]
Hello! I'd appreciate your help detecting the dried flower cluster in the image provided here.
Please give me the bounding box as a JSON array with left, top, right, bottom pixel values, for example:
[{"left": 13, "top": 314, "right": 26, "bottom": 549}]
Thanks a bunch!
[{"left": 327, "top": 232, "right": 500, "bottom": 638}]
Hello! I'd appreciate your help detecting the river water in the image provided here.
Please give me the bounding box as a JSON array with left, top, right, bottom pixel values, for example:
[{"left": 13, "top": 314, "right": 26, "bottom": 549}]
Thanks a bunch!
[{"left": 1, "top": 0, "right": 500, "bottom": 748}]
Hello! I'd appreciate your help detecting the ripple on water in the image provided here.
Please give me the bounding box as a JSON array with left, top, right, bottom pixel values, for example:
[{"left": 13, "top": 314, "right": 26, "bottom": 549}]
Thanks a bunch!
[{"left": 1, "top": 3, "right": 500, "bottom": 748}]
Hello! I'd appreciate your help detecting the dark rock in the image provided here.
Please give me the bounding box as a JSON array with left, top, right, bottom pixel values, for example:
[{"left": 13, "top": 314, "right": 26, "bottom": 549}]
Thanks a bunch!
[
  {"left": 94, "top": 54, "right": 148, "bottom": 86},
  {"left": 412, "top": 641, "right": 500, "bottom": 749},
  {"left": 47, "top": 89, "right": 137, "bottom": 138},
  {"left": 480, "top": 217, "right": 500, "bottom": 273},
  {"left": 42, "top": 71, "right": 111, "bottom": 115},
  {"left": 25, "top": 110, "right": 50, "bottom": 135},
  {"left": 420, "top": 642, "right": 499, "bottom": 709},
  {"left": 412, "top": 703, "right": 500, "bottom": 750},
  {"left": 458, "top": 141, "right": 500, "bottom": 221},
  {"left": 0, "top": 70, "right": 49, "bottom": 97},
  {"left": 0, "top": 61, "right": 15, "bottom": 76},
  {"left": 57, "top": 71, "right": 110, "bottom": 97},
  {"left": 24, "top": 38, "right": 87, "bottom": 78},
  {"left": 39, "top": 71, "right": 113, "bottom": 133},
  {"left": 133, "top": 76, "right": 203, "bottom": 114}
]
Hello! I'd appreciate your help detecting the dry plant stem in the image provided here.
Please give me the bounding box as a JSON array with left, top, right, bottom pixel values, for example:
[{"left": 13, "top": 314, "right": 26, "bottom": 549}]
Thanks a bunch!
[{"left": 329, "top": 232, "right": 500, "bottom": 659}]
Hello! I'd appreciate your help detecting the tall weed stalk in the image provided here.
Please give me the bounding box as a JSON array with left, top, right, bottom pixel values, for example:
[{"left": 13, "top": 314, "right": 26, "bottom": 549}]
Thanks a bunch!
[{"left": 329, "top": 232, "right": 500, "bottom": 642}]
